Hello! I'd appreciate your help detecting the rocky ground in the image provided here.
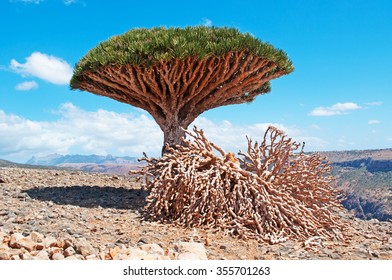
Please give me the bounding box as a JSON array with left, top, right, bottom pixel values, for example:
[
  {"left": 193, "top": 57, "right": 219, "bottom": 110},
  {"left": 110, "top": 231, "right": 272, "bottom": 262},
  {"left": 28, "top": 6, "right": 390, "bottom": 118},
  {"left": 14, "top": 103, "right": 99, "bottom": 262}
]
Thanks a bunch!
[{"left": 0, "top": 167, "right": 391, "bottom": 260}]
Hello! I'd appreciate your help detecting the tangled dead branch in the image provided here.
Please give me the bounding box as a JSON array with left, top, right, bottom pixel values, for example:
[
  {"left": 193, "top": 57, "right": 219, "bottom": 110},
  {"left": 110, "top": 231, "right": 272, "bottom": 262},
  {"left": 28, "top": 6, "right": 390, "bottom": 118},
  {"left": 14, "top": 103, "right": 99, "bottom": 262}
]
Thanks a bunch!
[{"left": 132, "top": 126, "right": 346, "bottom": 244}]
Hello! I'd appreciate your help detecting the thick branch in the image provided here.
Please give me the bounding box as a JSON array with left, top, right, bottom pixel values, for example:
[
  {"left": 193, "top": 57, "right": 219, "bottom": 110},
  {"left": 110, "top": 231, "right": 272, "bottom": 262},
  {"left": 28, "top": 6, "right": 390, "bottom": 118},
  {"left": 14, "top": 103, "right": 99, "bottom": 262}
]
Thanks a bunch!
[
  {"left": 132, "top": 126, "right": 347, "bottom": 244},
  {"left": 75, "top": 52, "right": 288, "bottom": 128}
]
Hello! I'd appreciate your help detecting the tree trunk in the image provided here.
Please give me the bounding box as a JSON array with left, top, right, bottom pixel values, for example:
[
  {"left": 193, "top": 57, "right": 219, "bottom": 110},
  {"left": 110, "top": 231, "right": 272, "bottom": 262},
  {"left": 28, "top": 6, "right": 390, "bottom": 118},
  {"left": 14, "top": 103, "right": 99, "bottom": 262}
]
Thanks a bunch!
[{"left": 162, "top": 122, "right": 186, "bottom": 155}]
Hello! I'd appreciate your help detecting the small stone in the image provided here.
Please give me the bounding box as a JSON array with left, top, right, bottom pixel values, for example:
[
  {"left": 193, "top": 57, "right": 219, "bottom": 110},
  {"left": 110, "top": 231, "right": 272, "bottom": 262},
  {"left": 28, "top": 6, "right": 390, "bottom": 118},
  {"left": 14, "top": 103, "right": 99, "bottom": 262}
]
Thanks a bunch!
[
  {"left": 63, "top": 239, "right": 73, "bottom": 249},
  {"left": 371, "top": 252, "right": 379, "bottom": 258},
  {"left": 142, "top": 254, "right": 163, "bottom": 260},
  {"left": 109, "top": 246, "right": 122, "bottom": 259},
  {"left": 75, "top": 238, "right": 96, "bottom": 256},
  {"left": 43, "top": 236, "right": 61, "bottom": 248},
  {"left": 139, "top": 243, "right": 164, "bottom": 255},
  {"left": 124, "top": 248, "right": 148, "bottom": 260},
  {"left": 137, "top": 237, "right": 149, "bottom": 245},
  {"left": 74, "top": 254, "right": 85, "bottom": 260},
  {"left": 11, "top": 254, "right": 21, "bottom": 260},
  {"left": 17, "top": 192, "right": 30, "bottom": 200},
  {"left": 164, "top": 248, "right": 178, "bottom": 259},
  {"left": 116, "top": 237, "right": 131, "bottom": 244},
  {"left": 261, "top": 253, "right": 275, "bottom": 260},
  {"left": 178, "top": 252, "right": 204, "bottom": 260},
  {"left": 9, "top": 233, "right": 24, "bottom": 248},
  {"left": 7, "top": 212, "right": 16, "bottom": 219},
  {"left": 47, "top": 212, "right": 57, "bottom": 219},
  {"left": 0, "top": 210, "right": 8, "bottom": 217},
  {"left": 63, "top": 246, "right": 76, "bottom": 257},
  {"left": 0, "top": 251, "right": 10, "bottom": 260},
  {"left": 16, "top": 237, "right": 38, "bottom": 252},
  {"left": 219, "top": 245, "right": 227, "bottom": 250},
  {"left": 117, "top": 243, "right": 127, "bottom": 250},
  {"left": 64, "top": 255, "right": 78, "bottom": 260},
  {"left": 52, "top": 252, "right": 65, "bottom": 260},
  {"left": 34, "top": 250, "right": 50, "bottom": 260},
  {"left": 106, "top": 243, "right": 116, "bottom": 249},
  {"left": 175, "top": 242, "right": 208, "bottom": 260},
  {"left": 0, "top": 230, "right": 6, "bottom": 237},
  {"left": 20, "top": 253, "right": 33, "bottom": 260},
  {"left": 86, "top": 254, "right": 99, "bottom": 260},
  {"left": 30, "top": 232, "right": 44, "bottom": 243},
  {"left": 47, "top": 247, "right": 62, "bottom": 257},
  {"left": 0, "top": 177, "right": 7, "bottom": 183}
]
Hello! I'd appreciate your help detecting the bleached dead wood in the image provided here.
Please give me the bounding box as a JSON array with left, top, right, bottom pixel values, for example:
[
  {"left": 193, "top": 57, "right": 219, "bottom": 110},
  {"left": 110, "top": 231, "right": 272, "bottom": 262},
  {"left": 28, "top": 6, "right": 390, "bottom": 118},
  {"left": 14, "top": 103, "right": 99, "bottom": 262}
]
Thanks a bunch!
[{"left": 131, "top": 126, "right": 346, "bottom": 244}]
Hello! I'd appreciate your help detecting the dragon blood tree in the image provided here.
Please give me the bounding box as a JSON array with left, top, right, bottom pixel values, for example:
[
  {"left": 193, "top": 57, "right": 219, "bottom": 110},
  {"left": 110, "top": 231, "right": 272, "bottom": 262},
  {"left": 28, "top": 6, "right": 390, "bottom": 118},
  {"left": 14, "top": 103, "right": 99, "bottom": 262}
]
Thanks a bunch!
[{"left": 70, "top": 26, "right": 293, "bottom": 152}]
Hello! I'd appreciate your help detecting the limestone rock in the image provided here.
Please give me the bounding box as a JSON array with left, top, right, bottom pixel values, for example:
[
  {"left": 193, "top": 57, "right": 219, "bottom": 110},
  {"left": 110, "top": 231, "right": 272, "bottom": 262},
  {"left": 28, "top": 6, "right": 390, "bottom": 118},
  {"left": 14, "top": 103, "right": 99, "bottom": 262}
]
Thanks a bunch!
[
  {"left": 85, "top": 254, "right": 98, "bottom": 260},
  {"left": 17, "top": 237, "right": 37, "bottom": 252},
  {"left": 175, "top": 242, "right": 208, "bottom": 260},
  {"left": 63, "top": 246, "right": 76, "bottom": 257},
  {"left": 11, "top": 254, "right": 21, "bottom": 260},
  {"left": 20, "top": 253, "right": 33, "bottom": 260},
  {"left": 52, "top": 252, "right": 65, "bottom": 260},
  {"left": 64, "top": 255, "right": 79, "bottom": 260},
  {"left": 123, "top": 248, "right": 148, "bottom": 260},
  {"left": 75, "top": 238, "right": 96, "bottom": 256},
  {"left": 63, "top": 239, "right": 73, "bottom": 249},
  {"left": 0, "top": 251, "right": 10, "bottom": 260},
  {"left": 9, "top": 233, "right": 24, "bottom": 248},
  {"left": 109, "top": 246, "right": 122, "bottom": 260},
  {"left": 43, "top": 236, "right": 61, "bottom": 248},
  {"left": 34, "top": 250, "right": 50, "bottom": 260},
  {"left": 0, "top": 232, "right": 7, "bottom": 243},
  {"left": 137, "top": 237, "right": 149, "bottom": 245},
  {"left": 142, "top": 254, "right": 163, "bottom": 260},
  {"left": 139, "top": 243, "right": 164, "bottom": 255},
  {"left": 177, "top": 252, "right": 204, "bottom": 260},
  {"left": 30, "top": 231, "right": 44, "bottom": 243}
]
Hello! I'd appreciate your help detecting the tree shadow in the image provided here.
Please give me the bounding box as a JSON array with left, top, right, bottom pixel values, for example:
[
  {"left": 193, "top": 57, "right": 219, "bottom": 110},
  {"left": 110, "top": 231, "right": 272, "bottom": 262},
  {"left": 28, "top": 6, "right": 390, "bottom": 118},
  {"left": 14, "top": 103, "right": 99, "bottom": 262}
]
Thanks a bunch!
[{"left": 23, "top": 185, "right": 148, "bottom": 210}]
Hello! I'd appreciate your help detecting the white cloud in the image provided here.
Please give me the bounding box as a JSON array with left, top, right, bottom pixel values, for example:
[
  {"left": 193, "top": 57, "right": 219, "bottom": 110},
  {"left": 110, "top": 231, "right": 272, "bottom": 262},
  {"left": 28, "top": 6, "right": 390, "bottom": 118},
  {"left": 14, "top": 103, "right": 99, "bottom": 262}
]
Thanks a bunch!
[
  {"left": 0, "top": 104, "right": 327, "bottom": 163},
  {"left": 10, "top": 52, "right": 73, "bottom": 85},
  {"left": 0, "top": 104, "right": 162, "bottom": 162},
  {"left": 201, "top": 18, "right": 213, "bottom": 27},
  {"left": 309, "top": 102, "right": 362, "bottom": 116},
  {"left": 15, "top": 80, "right": 38, "bottom": 91},
  {"left": 368, "top": 120, "right": 380, "bottom": 125}
]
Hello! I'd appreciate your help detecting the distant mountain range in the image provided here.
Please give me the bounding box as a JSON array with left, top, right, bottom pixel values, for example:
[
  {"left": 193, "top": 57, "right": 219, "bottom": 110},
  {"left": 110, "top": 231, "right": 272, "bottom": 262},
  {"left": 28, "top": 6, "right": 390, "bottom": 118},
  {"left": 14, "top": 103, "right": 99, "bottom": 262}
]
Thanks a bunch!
[
  {"left": 321, "top": 149, "right": 392, "bottom": 221},
  {"left": 25, "top": 154, "right": 142, "bottom": 175},
  {"left": 26, "top": 153, "right": 139, "bottom": 166}
]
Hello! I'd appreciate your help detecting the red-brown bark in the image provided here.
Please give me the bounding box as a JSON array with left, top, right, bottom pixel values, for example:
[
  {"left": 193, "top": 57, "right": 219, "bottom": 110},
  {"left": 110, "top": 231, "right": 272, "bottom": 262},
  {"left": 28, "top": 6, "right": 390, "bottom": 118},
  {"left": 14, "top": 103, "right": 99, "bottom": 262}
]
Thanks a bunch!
[{"left": 76, "top": 52, "right": 287, "bottom": 150}]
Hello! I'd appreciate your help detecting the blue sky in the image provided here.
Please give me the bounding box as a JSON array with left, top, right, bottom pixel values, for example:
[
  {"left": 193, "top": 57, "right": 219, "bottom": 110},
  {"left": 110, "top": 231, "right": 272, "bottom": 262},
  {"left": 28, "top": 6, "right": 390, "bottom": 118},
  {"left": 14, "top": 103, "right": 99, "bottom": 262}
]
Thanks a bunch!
[{"left": 1, "top": 0, "right": 391, "bottom": 163}]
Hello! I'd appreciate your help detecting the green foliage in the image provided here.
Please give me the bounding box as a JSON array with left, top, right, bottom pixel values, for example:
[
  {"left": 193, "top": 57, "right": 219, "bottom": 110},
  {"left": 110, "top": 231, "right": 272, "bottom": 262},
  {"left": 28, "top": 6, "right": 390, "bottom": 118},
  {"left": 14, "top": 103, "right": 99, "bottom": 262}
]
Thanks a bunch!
[{"left": 71, "top": 26, "right": 293, "bottom": 88}]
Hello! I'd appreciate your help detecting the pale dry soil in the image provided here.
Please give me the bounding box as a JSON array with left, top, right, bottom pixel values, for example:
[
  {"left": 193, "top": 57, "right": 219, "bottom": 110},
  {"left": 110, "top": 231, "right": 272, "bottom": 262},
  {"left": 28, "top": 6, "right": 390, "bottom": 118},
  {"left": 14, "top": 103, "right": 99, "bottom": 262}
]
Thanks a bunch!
[{"left": 0, "top": 167, "right": 391, "bottom": 260}]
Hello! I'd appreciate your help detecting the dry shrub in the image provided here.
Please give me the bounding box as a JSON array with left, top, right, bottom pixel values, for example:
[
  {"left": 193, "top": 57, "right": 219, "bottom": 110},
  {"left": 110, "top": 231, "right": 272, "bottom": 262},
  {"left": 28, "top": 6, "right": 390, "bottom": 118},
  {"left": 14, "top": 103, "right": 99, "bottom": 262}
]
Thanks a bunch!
[{"left": 132, "top": 126, "right": 346, "bottom": 243}]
